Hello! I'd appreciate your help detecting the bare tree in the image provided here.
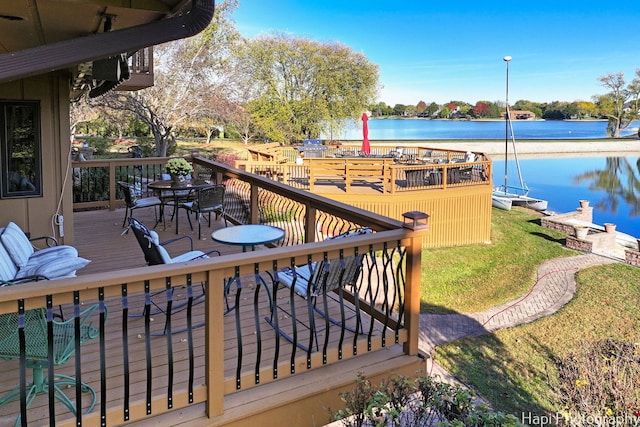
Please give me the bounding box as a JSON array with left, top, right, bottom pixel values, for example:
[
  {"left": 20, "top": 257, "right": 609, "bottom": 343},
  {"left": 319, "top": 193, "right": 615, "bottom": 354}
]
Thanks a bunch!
[
  {"left": 96, "top": 0, "right": 241, "bottom": 156},
  {"left": 69, "top": 99, "right": 102, "bottom": 143}
]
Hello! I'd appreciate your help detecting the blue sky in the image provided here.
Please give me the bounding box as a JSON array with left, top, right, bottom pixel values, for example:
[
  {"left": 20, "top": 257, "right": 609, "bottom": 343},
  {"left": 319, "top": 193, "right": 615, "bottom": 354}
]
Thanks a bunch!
[{"left": 232, "top": 1, "right": 640, "bottom": 106}]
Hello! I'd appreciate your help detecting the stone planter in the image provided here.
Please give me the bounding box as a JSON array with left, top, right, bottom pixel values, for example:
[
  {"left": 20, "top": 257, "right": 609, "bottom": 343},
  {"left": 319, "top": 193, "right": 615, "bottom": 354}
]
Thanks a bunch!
[
  {"left": 604, "top": 223, "right": 616, "bottom": 233},
  {"left": 579, "top": 199, "right": 589, "bottom": 209},
  {"left": 574, "top": 226, "right": 589, "bottom": 239}
]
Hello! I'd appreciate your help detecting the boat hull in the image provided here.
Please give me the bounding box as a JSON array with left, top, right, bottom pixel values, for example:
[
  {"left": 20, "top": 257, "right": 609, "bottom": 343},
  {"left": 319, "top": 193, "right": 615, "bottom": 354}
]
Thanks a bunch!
[
  {"left": 492, "top": 195, "right": 512, "bottom": 211},
  {"left": 492, "top": 191, "right": 548, "bottom": 211}
]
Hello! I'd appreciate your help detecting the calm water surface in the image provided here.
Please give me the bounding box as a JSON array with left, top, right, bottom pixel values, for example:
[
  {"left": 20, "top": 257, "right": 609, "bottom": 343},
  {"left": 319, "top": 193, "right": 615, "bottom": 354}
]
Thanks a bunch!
[
  {"left": 323, "top": 119, "right": 639, "bottom": 236},
  {"left": 326, "top": 118, "right": 640, "bottom": 140},
  {"left": 493, "top": 157, "right": 639, "bottom": 236}
]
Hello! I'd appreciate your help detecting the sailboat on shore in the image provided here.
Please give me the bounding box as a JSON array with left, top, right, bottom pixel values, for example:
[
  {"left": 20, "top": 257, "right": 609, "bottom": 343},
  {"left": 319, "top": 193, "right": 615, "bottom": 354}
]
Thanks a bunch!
[{"left": 492, "top": 56, "right": 548, "bottom": 212}]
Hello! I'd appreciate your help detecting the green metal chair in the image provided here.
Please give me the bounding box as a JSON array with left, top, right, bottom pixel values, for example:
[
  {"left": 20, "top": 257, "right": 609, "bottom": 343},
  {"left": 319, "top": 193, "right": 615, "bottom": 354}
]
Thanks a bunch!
[{"left": 0, "top": 303, "right": 104, "bottom": 426}]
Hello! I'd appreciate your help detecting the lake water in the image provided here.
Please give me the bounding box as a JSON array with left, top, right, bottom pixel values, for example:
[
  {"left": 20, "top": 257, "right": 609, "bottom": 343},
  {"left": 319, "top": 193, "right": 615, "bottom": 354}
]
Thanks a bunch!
[
  {"left": 493, "top": 156, "right": 639, "bottom": 236},
  {"left": 322, "top": 119, "right": 639, "bottom": 237},
  {"left": 324, "top": 118, "right": 640, "bottom": 140}
]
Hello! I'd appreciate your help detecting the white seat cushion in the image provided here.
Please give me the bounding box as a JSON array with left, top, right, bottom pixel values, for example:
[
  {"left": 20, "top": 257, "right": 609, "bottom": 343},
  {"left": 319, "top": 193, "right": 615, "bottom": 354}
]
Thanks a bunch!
[
  {"left": 0, "top": 222, "right": 35, "bottom": 268},
  {"left": 0, "top": 240, "right": 18, "bottom": 282},
  {"left": 16, "top": 256, "right": 91, "bottom": 280},
  {"left": 171, "top": 251, "right": 208, "bottom": 263}
]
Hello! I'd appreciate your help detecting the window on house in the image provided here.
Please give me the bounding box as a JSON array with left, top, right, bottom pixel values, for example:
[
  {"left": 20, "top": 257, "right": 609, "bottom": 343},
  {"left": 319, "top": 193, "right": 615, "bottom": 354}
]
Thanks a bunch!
[{"left": 1, "top": 101, "right": 42, "bottom": 198}]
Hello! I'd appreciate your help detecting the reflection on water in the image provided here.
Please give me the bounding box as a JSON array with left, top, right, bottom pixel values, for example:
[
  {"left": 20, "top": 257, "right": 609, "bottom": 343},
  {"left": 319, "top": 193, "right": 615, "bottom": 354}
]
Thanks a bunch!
[
  {"left": 573, "top": 157, "right": 640, "bottom": 217},
  {"left": 492, "top": 156, "right": 639, "bottom": 236}
]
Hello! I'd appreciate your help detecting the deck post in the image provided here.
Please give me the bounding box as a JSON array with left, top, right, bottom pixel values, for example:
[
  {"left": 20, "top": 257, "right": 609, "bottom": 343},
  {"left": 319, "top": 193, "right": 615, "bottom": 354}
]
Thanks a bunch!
[
  {"left": 402, "top": 211, "right": 429, "bottom": 356},
  {"left": 205, "top": 270, "right": 225, "bottom": 417}
]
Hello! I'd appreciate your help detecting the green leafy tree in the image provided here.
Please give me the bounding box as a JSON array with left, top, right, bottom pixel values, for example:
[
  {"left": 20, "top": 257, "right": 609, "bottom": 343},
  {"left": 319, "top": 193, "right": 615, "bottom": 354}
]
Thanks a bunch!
[
  {"left": 426, "top": 102, "right": 440, "bottom": 117},
  {"left": 392, "top": 104, "right": 409, "bottom": 117},
  {"left": 239, "top": 34, "right": 379, "bottom": 143},
  {"left": 574, "top": 101, "right": 598, "bottom": 119},
  {"left": 371, "top": 102, "right": 393, "bottom": 117},
  {"left": 512, "top": 100, "right": 543, "bottom": 119},
  {"left": 593, "top": 70, "right": 640, "bottom": 137},
  {"left": 541, "top": 101, "right": 572, "bottom": 120}
]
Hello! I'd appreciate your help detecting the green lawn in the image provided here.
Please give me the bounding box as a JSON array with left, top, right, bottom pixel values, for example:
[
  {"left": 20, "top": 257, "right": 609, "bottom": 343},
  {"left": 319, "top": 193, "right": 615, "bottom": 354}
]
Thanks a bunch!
[
  {"left": 420, "top": 208, "right": 572, "bottom": 314},
  {"left": 424, "top": 208, "right": 640, "bottom": 415}
]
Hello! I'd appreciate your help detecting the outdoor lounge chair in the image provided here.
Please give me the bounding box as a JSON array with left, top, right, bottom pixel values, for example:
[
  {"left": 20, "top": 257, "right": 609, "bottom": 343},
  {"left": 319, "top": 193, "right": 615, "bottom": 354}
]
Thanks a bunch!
[
  {"left": 127, "top": 217, "right": 219, "bottom": 266},
  {"left": 265, "top": 228, "right": 371, "bottom": 352},
  {"left": 126, "top": 217, "right": 221, "bottom": 334},
  {"left": 0, "top": 302, "right": 105, "bottom": 426},
  {"left": 0, "top": 221, "right": 90, "bottom": 285}
]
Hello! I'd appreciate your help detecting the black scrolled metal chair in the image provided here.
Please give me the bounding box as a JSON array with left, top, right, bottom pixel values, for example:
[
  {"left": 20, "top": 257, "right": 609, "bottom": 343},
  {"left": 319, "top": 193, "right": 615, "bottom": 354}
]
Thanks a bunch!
[
  {"left": 179, "top": 184, "right": 227, "bottom": 239},
  {"left": 118, "top": 181, "right": 162, "bottom": 228},
  {"left": 0, "top": 301, "right": 106, "bottom": 426},
  {"left": 126, "top": 217, "right": 221, "bottom": 335},
  {"left": 265, "top": 228, "right": 372, "bottom": 352}
]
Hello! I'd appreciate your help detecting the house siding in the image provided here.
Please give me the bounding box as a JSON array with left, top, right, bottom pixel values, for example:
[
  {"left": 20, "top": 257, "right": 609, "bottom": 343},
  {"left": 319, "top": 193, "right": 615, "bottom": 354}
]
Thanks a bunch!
[{"left": 0, "top": 73, "right": 74, "bottom": 244}]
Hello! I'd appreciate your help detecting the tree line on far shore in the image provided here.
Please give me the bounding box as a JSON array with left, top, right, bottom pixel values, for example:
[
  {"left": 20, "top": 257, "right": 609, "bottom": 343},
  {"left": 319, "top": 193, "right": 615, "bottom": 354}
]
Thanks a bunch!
[
  {"left": 372, "top": 73, "right": 640, "bottom": 139},
  {"left": 372, "top": 99, "right": 594, "bottom": 121}
]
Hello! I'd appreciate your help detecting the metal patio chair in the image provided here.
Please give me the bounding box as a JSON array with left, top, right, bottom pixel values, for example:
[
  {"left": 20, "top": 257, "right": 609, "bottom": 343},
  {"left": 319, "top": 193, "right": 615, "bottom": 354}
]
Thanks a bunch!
[
  {"left": 118, "top": 181, "right": 162, "bottom": 228},
  {"left": 179, "top": 184, "right": 227, "bottom": 239},
  {"left": 126, "top": 217, "right": 222, "bottom": 334},
  {"left": 265, "top": 228, "right": 371, "bottom": 352}
]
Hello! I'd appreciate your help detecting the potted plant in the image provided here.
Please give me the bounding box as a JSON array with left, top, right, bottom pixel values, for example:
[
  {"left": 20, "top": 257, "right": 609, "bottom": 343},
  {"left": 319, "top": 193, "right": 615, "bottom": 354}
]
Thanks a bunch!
[{"left": 165, "top": 158, "right": 193, "bottom": 182}]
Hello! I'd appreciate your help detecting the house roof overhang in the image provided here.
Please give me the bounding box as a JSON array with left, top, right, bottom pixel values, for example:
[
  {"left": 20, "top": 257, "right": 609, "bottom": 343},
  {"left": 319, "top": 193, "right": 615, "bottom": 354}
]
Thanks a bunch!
[{"left": 0, "top": 0, "right": 215, "bottom": 96}]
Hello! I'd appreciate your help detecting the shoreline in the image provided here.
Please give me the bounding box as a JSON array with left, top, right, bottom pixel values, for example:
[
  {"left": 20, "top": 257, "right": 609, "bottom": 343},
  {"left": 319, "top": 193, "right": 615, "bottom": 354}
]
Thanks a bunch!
[{"left": 342, "top": 139, "right": 640, "bottom": 158}]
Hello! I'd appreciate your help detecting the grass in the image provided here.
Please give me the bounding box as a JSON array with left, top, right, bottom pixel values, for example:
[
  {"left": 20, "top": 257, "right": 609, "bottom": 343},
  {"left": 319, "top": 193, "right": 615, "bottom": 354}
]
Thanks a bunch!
[
  {"left": 435, "top": 264, "right": 640, "bottom": 416},
  {"left": 420, "top": 208, "right": 572, "bottom": 314},
  {"left": 425, "top": 208, "right": 640, "bottom": 416}
]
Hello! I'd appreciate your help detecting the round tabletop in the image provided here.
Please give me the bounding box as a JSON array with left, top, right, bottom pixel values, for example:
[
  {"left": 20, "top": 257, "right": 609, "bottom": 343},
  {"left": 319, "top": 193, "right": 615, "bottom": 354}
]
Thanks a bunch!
[
  {"left": 211, "top": 224, "right": 285, "bottom": 249},
  {"left": 147, "top": 179, "right": 210, "bottom": 191}
]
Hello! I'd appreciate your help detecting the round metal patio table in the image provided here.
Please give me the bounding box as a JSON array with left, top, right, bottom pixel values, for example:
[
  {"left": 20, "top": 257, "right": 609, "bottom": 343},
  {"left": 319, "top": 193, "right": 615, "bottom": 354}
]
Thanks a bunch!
[{"left": 211, "top": 224, "right": 285, "bottom": 252}]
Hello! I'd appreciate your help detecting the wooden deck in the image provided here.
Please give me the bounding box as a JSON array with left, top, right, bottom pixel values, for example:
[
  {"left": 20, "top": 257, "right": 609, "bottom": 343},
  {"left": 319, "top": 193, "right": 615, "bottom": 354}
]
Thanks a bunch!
[
  {"left": 0, "top": 208, "right": 422, "bottom": 426},
  {"left": 73, "top": 207, "right": 243, "bottom": 275}
]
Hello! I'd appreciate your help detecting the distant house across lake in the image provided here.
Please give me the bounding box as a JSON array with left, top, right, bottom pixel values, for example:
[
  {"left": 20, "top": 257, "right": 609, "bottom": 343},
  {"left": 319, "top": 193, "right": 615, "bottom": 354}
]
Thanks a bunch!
[{"left": 502, "top": 110, "right": 537, "bottom": 120}]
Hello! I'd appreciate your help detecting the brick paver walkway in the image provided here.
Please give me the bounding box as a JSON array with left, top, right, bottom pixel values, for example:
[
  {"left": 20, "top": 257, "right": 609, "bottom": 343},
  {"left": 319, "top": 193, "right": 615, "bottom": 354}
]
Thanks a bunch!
[{"left": 418, "top": 254, "right": 619, "bottom": 380}]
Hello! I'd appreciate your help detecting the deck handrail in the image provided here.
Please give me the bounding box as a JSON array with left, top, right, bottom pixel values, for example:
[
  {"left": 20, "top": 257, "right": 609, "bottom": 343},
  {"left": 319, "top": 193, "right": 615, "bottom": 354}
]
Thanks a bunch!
[
  {"left": 4, "top": 155, "right": 427, "bottom": 425},
  {"left": 0, "top": 227, "right": 423, "bottom": 425}
]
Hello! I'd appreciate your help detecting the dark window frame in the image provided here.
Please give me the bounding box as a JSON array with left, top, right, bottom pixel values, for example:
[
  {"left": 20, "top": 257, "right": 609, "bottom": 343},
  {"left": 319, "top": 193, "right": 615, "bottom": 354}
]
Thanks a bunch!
[{"left": 0, "top": 100, "right": 42, "bottom": 199}]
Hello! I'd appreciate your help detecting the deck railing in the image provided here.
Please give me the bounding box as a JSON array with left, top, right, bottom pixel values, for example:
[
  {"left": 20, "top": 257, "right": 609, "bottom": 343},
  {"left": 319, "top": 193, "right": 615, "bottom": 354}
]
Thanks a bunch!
[
  {"left": 1, "top": 157, "right": 426, "bottom": 426},
  {"left": 237, "top": 146, "right": 491, "bottom": 194}
]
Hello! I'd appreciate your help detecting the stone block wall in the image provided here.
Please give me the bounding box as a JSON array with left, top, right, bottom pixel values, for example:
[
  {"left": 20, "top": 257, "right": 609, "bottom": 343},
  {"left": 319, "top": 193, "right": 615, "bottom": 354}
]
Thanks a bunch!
[
  {"left": 566, "top": 235, "right": 592, "bottom": 252},
  {"left": 626, "top": 249, "right": 640, "bottom": 267},
  {"left": 589, "top": 232, "right": 616, "bottom": 257},
  {"left": 541, "top": 206, "right": 593, "bottom": 236}
]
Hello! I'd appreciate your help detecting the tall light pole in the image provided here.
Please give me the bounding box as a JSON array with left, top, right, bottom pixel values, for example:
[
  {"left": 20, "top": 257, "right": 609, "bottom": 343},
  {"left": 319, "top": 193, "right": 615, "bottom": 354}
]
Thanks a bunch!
[{"left": 503, "top": 55, "right": 512, "bottom": 192}]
